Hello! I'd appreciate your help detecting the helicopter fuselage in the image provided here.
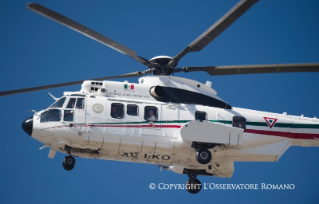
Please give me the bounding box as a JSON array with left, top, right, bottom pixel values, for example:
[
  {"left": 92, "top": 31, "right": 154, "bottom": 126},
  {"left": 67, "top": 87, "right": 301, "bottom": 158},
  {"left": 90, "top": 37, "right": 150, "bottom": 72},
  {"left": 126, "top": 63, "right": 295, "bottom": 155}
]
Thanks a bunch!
[{"left": 24, "top": 76, "right": 319, "bottom": 178}]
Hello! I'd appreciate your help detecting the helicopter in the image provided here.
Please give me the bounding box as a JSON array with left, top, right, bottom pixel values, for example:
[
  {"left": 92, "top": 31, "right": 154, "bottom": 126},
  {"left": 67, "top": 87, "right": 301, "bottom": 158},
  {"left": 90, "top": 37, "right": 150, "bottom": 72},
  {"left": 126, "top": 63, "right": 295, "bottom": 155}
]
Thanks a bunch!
[{"left": 1, "top": 0, "right": 319, "bottom": 194}]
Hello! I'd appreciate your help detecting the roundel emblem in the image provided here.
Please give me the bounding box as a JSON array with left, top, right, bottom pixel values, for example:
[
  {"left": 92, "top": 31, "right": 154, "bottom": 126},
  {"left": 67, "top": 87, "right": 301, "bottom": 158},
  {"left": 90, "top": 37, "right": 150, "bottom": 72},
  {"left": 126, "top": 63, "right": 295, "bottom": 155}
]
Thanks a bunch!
[{"left": 92, "top": 103, "right": 104, "bottom": 113}]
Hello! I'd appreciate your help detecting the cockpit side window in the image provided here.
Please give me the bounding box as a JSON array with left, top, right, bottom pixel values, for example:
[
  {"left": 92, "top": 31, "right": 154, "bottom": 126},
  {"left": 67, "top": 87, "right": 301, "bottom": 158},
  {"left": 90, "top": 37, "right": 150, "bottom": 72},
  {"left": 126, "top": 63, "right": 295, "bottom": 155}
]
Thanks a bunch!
[
  {"left": 64, "top": 110, "right": 74, "bottom": 122},
  {"left": 76, "top": 98, "right": 85, "bottom": 109},
  {"left": 50, "top": 97, "right": 66, "bottom": 108},
  {"left": 66, "top": 98, "right": 76, "bottom": 109},
  {"left": 40, "top": 109, "right": 61, "bottom": 123},
  {"left": 233, "top": 116, "right": 246, "bottom": 131}
]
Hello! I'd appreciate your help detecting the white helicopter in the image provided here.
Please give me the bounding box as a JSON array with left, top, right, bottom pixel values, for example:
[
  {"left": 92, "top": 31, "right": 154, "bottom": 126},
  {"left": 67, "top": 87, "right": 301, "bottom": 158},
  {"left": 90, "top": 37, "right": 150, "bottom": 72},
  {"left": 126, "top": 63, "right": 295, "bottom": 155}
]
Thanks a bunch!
[{"left": 1, "top": 0, "right": 319, "bottom": 194}]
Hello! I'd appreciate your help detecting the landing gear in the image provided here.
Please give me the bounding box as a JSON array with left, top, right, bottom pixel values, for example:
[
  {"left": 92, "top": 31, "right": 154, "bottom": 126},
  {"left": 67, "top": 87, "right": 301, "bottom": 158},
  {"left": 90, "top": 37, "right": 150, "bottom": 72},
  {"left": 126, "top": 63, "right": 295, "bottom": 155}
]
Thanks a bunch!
[
  {"left": 62, "top": 146, "right": 75, "bottom": 171},
  {"left": 62, "top": 155, "right": 75, "bottom": 170},
  {"left": 196, "top": 149, "right": 212, "bottom": 164},
  {"left": 185, "top": 170, "right": 202, "bottom": 194},
  {"left": 192, "top": 143, "right": 213, "bottom": 164}
]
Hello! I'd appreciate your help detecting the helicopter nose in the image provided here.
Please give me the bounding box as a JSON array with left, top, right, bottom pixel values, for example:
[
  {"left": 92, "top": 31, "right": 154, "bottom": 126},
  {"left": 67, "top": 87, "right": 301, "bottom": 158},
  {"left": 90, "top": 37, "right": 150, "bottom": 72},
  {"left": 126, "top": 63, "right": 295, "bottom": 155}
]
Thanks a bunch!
[{"left": 22, "top": 116, "right": 33, "bottom": 136}]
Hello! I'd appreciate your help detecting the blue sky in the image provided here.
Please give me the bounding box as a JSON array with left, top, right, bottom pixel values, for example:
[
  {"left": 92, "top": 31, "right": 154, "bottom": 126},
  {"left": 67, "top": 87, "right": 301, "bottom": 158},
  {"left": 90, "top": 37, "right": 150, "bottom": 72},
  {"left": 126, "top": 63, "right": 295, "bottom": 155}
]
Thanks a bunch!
[{"left": 0, "top": 0, "right": 319, "bottom": 203}]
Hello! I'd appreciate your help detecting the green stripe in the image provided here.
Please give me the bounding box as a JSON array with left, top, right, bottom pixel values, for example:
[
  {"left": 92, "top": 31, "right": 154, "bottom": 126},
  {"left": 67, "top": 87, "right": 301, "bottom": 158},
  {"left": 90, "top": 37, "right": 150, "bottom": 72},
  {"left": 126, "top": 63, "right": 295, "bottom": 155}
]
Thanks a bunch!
[
  {"left": 53, "top": 120, "right": 319, "bottom": 129},
  {"left": 245, "top": 121, "right": 319, "bottom": 129}
]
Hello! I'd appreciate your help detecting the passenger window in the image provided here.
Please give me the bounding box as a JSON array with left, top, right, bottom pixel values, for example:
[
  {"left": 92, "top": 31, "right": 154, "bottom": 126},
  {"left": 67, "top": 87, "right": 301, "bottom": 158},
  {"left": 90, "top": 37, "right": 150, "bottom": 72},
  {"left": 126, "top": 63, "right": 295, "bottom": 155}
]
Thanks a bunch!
[
  {"left": 66, "top": 98, "right": 76, "bottom": 109},
  {"left": 144, "top": 106, "right": 158, "bottom": 121},
  {"left": 127, "top": 104, "right": 138, "bottom": 116},
  {"left": 195, "top": 111, "right": 207, "bottom": 121},
  {"left": 76, "top": 98, "right": 85, "bottom": 109},
  {"left": 233, "top": 116, "right": 246, "bottom": 131},
  {"left": 64, "top": 110, "right": 74, "bottom": 122},
  {"left": 50, "top": 97, "right": 66, "bottom": 108},
  {"left": 111, "top": 103, "right": 124, "bottom": 119},
  {"left": 40, "top": 109, "right": 61, "bottom": 122}
]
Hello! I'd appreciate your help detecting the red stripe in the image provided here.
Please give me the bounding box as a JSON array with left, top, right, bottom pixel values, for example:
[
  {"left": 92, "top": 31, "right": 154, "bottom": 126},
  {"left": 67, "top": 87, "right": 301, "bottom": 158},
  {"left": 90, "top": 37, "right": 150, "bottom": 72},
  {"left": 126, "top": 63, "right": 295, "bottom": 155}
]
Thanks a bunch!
[
  {"left": 87, "top": 125, "right": 181, "bottom": 128},
  {"left": 49, "top": 125, "right": 319, "bottom": 140},
  {"left": 49, "top": 124, "right": 182, "bottom": 129},
  {"left": 246, "top": 129, "right": 319, "bottom": 139}
]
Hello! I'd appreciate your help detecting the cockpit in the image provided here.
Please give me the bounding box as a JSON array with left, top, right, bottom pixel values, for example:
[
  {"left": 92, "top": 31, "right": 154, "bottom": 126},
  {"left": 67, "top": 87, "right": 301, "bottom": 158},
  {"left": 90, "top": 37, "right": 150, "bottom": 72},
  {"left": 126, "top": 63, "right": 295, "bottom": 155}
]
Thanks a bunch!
[{"left": 40, "top": 96, "right": 85, "bottom": 123}]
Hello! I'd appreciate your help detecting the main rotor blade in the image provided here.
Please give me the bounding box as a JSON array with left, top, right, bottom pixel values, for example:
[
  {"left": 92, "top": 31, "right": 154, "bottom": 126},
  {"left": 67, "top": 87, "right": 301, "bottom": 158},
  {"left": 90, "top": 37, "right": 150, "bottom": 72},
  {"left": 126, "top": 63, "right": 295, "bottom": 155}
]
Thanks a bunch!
[
  {"left": 27, "top": 3, "right": 152, "bottom": 68},
  {"left": 173, "top": 0, "right": 258, "bottom": 62},
  {"left": 173, "top": 63, "right": 319, "bottom": 76},
  {"left": 0, "top": 71, "right": 147, "bottom": 97}
]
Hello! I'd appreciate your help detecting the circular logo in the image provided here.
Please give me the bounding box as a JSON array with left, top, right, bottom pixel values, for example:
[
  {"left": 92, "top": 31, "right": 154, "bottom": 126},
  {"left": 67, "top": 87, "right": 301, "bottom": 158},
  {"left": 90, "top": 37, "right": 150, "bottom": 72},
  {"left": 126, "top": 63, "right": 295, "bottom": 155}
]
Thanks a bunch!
[
  {"left": 149, "top": 183, "right": 156, "bottom": 190},
  {"left": 92, "top": 103, "right": 104, "bottom": 113}
]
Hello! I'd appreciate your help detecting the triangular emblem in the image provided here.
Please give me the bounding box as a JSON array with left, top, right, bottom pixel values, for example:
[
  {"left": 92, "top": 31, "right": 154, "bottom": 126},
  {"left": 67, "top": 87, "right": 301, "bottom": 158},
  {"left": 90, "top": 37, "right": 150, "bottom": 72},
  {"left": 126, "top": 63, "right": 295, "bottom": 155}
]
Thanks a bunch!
[{"left": 263, "top": 117, "right": 277, "bottom": 129}]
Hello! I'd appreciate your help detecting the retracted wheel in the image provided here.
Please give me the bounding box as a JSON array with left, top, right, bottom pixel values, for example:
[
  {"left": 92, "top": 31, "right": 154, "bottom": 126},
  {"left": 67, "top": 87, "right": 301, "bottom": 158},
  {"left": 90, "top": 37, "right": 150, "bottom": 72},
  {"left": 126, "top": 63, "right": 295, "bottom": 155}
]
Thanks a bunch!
[
  {"left": 196, "top": 149, "right": 212, "bottom": 164},
  {"left": 186, "top": 179, "right": 202, "bottom": 194},
  {"left": 62, "top": 155, "right": 75, "bottom": 171}
]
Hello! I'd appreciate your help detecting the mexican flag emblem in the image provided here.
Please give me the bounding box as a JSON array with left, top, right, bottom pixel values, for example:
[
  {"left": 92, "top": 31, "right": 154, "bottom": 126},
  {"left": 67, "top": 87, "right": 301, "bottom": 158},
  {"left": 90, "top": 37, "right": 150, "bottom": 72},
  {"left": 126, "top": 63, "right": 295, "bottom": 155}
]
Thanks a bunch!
[{"left": 124, "top": 84, "right": 134, "bottom": 89}]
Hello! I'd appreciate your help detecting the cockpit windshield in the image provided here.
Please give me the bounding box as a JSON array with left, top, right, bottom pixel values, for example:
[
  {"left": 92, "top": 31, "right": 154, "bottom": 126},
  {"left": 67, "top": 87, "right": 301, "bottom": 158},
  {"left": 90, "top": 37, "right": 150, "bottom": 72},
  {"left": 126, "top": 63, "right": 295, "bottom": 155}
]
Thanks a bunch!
[
  {"left": 50, "top": 97, "right": 66, "bottom": 108},
  {"left": 42, "top": 97, "right": 85, "bottom": 123},
  {"left": 40, "top": 109, "right": 61, "bottom": 122}
]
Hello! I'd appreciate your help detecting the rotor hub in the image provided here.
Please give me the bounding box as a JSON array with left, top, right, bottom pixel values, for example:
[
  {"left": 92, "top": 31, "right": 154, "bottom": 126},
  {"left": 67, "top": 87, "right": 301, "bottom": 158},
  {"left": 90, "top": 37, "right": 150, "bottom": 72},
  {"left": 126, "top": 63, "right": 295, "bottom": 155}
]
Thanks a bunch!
[{"left": 149, "top": 56, "right": 177, "bottom": 75}]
